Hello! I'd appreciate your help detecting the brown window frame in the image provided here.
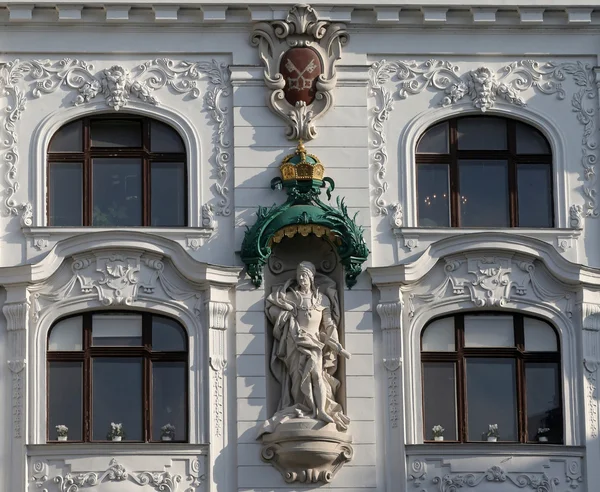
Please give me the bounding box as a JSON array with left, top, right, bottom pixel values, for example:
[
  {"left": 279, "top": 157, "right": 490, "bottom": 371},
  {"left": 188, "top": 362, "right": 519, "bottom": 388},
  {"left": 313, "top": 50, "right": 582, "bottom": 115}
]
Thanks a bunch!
[
  {"left": 47, "top": 311, "right": 189, "bottom": 443},
  {"left": 416, "top": 117, "right": 554, "bottom": 227},
  {"left": 47, "top": 115, "right": 188, "bottom": 227},
  {"left": 421, "top": 313, "right": 562, "bottom": 444}
]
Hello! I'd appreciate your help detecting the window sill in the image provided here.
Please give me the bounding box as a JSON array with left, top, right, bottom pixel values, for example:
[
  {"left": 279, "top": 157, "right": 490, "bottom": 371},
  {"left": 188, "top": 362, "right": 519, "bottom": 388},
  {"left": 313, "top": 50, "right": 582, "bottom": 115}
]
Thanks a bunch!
[
  {"left": 22, "top": 226, "right": 214, "bottom": 258},
  {"left": 406, "top": 442, "right": 584, "bottom": 456},
  {"left": 28, "top": 442, "right": 209, "bottom": 457},
  {"left": 393, "top": 227, "right": 581, "bottom": 256}
]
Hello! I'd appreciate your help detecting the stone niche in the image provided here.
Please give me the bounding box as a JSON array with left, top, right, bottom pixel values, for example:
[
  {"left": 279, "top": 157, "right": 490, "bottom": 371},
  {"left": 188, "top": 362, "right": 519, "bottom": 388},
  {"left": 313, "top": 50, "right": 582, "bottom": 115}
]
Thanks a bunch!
[{"left": 258, "top": 234, "right": 353, "bottom": 483}]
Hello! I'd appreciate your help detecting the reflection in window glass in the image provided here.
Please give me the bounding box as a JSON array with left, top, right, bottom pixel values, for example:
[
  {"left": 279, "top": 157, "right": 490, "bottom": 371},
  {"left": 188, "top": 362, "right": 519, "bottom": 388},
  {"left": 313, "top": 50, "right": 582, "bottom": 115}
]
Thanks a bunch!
[
  {"left": 92, "top": 159, "right": 142, "bottom": 226},
  {"left": 93, "top": 358, "right": 143, "bottom": 441},
  {"left": 92, "top": 314, "right": 142, "bottom": 346},
  {"left": 457, "top": 117, "right": 507, "bottom": 150},
  {"left": 524, "top": 318, "right": 558, "bottom": 352},
  {"left": 49, "top": 120, "right": 82, "bottom": 152},
  {"left": 417, "top": 122, "right": 449, "bottom": 154},
  {"left": 459, "top": 160, "right": 509, "bottom": 227},
  {"left": 417, "top": 164, "right": 450, "bottom": 227},
  {"left": 91, "top": 120, "right": 142, "bottom": 148},
  {"left": 466, "top": 358, "right": 517, "bottom": 441},
  {"left": 518, "top": 164, "right": 552, "bottom": 228},
  {"left": 422, "top": 318, "right": 455, "bottom": 352},
  {"left": 516, "top": 122, "right": 550, "bottom": 154},
  {"left": 48, "top": 362, "right": 83, "bottom": 441},
  {"left": 152, "top": 316, "right": 186, "bottom": 351},
  {"left": 526, "top": 363, "right": 562, "bottom": 443},
  {"left": 152, "top": 362, "right": 187, "bottom": 441},
  {"left": 151, "top": 120, "right": 185, "bottom": 152},
  {"left": 49, "top": 316, "right": 83, "bottom": 351},
  {"left": 49, "top": 163, "right": 83, "bottom": 226},
  {"left": 423, "top": 362, "right": 457, "bottom": 440},
  {"left": 464, "top": 315, "right": 514, "bottom": 348},
  {"left": 151, "top": 162, "right": 186, "bottom": 226}
]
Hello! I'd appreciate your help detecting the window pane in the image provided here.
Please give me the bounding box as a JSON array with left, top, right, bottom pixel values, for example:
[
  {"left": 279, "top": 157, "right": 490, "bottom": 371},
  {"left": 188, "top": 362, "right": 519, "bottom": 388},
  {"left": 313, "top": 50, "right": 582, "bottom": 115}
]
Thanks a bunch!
[
  {"left": 152, "top": 362, "right": 187, "bottom": 441},
  {"left": 459, "top": 160, "right": 509, "bottom": 227},
  {"left": 464, "top": 315, "right": 514, "bottom": 348},
  {"left": 92, "top": 313, "right": 142, "bottom": 346},
  {"left": 516, "top": 122, "right": 550, "bottom": 154},
  {"left": 152, "top": 316, "right": 186, "bottom": 351},
  {"left": 417, "top": 122, "right": 449, "bottom": 154},
  {"left": 422, "top": 317, "right": 455, "bottom": 351},
  {"left": 49, "top": 162, "right": 83, "bottom": 226},
  {"left": 151, "top": 120, "right": 185, "bottom": 152},
  {"left": 518, "top": 164, "right": 553, "bottom": 227},
  {"left": 151, "top": 162, "right": 186, "bottom": 226},
  {"left": 91, "top": 120, "right": 142, "bottom": 147},
  {"left": 48, "top": 361, "right": 83, "bottom": 441},
  {"left": 466, "top": 358, "right": 517, "bottom": 441},
  {"left": 457, "top": 117, "right": 507, "bottom": 150},
  {"left": 49, "top": 316, "right": 83, "bottom": 351},
  {"left": 423, "top": 362, "right": 457, "bottom": 440},
  {"left": 526, "top": 363, "right": 562, "bottom": 443},
  {"left": 93, "top": 358, "right": 143, "bottom": 440},
  {"left": 417, "top": 164, "right": 450, "bottom": 227},
  {"left": 524, "top": 317, "right": 558, "bottom": 352},
  {"left": 49, "top": 120, "right": 82, "bottom": 152},
  {"left": 92, "top": 158, "right": 142, "bottom": 226}
]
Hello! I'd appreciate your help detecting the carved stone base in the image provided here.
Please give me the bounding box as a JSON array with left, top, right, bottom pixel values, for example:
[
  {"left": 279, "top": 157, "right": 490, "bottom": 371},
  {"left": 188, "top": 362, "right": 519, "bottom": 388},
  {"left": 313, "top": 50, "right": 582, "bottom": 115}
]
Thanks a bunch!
[{"left": 260, "top": 418, "right": 353, "bottom": 484}]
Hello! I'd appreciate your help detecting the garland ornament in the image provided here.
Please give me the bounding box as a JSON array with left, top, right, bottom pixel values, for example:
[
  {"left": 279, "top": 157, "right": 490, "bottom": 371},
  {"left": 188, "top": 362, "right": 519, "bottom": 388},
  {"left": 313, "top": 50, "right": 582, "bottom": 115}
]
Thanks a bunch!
[
  {"left": 250, "top": 4, "right": 349, "bottom": 141},
  {"left": 241, "top": 141, "right": 369, "bottom": 289}
]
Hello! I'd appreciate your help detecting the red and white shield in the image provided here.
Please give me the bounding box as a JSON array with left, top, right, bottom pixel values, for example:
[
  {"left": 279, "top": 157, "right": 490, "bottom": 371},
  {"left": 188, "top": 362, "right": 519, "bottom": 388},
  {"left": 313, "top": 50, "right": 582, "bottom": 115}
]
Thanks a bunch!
[{"left": 279, "top": 47, "right": 323, "bottom": 106}]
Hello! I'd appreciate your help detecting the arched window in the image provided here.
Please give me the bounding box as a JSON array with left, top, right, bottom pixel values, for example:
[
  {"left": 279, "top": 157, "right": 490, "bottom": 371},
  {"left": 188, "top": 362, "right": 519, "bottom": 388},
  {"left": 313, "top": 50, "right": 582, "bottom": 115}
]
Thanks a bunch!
[
  {"left": 47, "top": 312, "right": 188, "bottom": 442},
  {"left": 421, "top": 313, "right": 562, "bottom": 443},
  {"left": 48, "top": 116, "right": 187, "bottom": 227},
  {"left": 416, "top": 117, "right": 553, "bottom": 228}
]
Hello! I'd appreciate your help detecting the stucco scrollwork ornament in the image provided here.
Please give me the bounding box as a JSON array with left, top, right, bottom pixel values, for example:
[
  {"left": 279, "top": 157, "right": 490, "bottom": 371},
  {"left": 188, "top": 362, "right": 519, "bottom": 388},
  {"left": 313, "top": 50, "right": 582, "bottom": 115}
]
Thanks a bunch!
[
  {"left": 377, "top": 300, "right": 403, "bottom": 427},
  {"left": 251, "top": 4, "right": 349, "bottom": 140},
  {"left": 570, "top": 204, "right": 584, "bottom": 229},
  {"left": 258, "top": 261, "right": 353, "bottom": 483}
]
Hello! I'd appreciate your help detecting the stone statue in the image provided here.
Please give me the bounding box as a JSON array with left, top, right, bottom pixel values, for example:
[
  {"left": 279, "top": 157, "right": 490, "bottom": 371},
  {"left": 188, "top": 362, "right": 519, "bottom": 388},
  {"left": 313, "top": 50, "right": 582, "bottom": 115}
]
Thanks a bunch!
[{"left": 260, "top": 261, "right": 351, "bottom": 435}]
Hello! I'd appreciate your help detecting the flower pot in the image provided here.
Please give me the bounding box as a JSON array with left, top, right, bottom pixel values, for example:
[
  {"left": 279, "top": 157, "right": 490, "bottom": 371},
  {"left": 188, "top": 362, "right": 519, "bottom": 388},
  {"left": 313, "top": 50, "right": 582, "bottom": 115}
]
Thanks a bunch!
[
  {"left": 161, "top": 436, "right": 172, "bottom": 442},
  {"left": 111, "top": 436, "right": 122, "bottom": 442},
  {"left": 434, "top": 436, "right": 444, "bottom": 441},
  {"left": 487, "top": 436, "right": 497, "bottom": 442},
  {"left": 57, "top": 436, "right": 67, "bottom": 441},
  {"left": 538, "top": 436, "right": 548, "bottom": 442}
]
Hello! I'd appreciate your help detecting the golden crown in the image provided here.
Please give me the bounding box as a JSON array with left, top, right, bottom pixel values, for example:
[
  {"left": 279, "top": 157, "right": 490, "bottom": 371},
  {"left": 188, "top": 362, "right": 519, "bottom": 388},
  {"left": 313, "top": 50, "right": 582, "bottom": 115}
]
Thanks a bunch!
[{"left": 280, "top": 140, "right": 325, "bottom": 181}]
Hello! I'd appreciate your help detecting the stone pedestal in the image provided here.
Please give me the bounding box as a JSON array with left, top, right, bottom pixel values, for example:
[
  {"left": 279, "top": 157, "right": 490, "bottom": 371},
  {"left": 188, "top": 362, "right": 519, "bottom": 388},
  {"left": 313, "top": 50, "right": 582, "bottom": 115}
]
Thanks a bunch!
[{"left": 260, "top": 418, "right": 353, "bottom": 483}]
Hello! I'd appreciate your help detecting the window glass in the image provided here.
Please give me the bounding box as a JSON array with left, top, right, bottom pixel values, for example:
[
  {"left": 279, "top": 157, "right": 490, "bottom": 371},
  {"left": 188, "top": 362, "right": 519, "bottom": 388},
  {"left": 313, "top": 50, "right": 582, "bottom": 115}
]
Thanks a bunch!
[
  {"left": 151, "top": 162, "right": 186, "bottom": 226},
  {"left": 526, "top": 363, "right": 562, "bottom": 442},
  {"left": 459, "top": 160, "right": 509, "bottom": 227},
  {"left": 518, "top": 164, "right": 553, "bottom": 228},
  {"left": 423, "top": 362, "right": 457, "bottom": 440},
  {"left": 92, "top": 314, "right": 143, "bottom": 346},
  {"left": 91, "top": 120, "right": 142, "bottom": 147},
  {"left": 92, "top": 158, "right": 142, "bottom": 226},
  {"left": 152, "top": 316, "right": 186, "bottom": 351},
  {"left": 422, "top": 317, "right": 455, "bottom": 351},
  {"left": 417, "top": 122, "right": 449, "bottom": 154},
  {"left": 152, "top": 362, "right": 187, "bottom": 441},
  {"left": 466, "top": 358, "right": 517, "bottom": 441},
  {"left": 516, "top": 122, "right": 551, "bottom": 154},
  {"left": 464, "top": 315, "right": 514, "bottom": 348},
  {"left": 92, "top": 358, "right": 143, "bottom": 440},
  {"left": 49, "top": 120, "right": 82, "bottom": 152},
  {"left": 49, "top": 163, "right": 83, "bottom": 226},
  {"left": 49, "top": 316, "right": 83, "bottom": 351},
  {"left": 417, "top": 164, "right": 450, "bottom": 227},
  {"left": 457, "top": 117, "right": 507, "bottom": 150},
  {"left": 151, "top": 120, "right": 185, "bottom": 152},
  {"left": 48, "top": 361, "right": 83, "bottom": 441},
  {"left": 524, "top": 318, "right": 557, "bottom": 352}
]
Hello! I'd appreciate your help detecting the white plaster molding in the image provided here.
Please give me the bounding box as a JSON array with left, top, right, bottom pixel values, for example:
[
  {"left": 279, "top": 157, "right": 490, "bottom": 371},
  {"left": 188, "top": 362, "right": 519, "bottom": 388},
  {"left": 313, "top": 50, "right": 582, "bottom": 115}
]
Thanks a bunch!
[
  {"left": 201, "top": 203, "right": 216, "bottom": 229},
  {"left": 250, "top": 3, "right": 349, "bottom": 141},
  {"left": 582, "top": 302, "right": 600, "bottom": 439},
  {"left": 209, "top": 356, "right": 227, "bottom": 438},
  {"left": 0, "top": 57, "right": 232, "bottom": 218},
  {"left": 388, "top": 202, "right": 403, "bottom": 227},
  {"left": 369, "top": 59, "right": 600, "bottom": 217}
]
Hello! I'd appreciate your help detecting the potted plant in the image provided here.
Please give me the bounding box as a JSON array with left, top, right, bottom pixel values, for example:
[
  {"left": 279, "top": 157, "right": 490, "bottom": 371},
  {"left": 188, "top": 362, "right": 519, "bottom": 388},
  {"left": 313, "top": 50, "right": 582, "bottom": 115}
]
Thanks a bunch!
[
  {"left": 161, "top": 423, "right": 176, "bottom": 441},
  {"left": 107, "top": 422, "right": 125, "bottom": 442},
  {"left": 56, "top": 424, "right": 68, "bottom": 441},
  {"left": 487, "top": 424, "right": 499, "bottom": 442},
  {"left": 537, "top": 427, "right": 550, "bottom": 442},
  {"left": 432, "top": 425, "right": 445, "bottom": 441}
]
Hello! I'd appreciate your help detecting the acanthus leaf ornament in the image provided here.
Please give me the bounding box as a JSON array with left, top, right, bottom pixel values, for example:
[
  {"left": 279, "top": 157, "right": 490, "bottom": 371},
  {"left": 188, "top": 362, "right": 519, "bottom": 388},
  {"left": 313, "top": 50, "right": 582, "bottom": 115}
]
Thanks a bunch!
[{"left": 251, "top": 4, "right": 348, "bottom": 141}]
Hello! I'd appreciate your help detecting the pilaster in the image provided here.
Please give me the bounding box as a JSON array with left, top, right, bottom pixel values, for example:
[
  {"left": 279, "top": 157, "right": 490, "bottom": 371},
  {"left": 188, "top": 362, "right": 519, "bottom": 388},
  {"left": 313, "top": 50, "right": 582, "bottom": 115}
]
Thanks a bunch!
[{"left": 375, "top": 286, "right": 406, "bottom": 492}]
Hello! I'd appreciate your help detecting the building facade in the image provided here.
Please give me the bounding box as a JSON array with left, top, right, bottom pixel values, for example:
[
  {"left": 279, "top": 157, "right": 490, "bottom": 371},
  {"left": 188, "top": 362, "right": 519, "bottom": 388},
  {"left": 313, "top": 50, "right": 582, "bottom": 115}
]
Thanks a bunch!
[{"left": 0, "top": 1, "right": 598, "bottom": 491}]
